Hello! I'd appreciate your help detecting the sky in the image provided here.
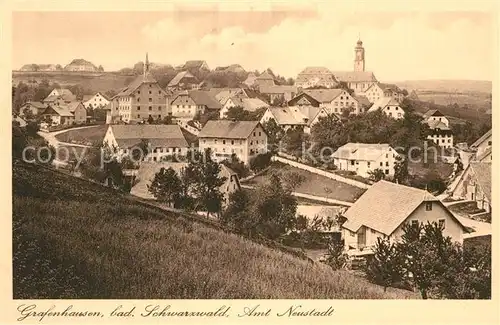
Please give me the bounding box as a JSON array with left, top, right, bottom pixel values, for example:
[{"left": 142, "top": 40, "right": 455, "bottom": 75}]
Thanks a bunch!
[{"left": 12, "top": 9, "right": 495, "bottom": 82}]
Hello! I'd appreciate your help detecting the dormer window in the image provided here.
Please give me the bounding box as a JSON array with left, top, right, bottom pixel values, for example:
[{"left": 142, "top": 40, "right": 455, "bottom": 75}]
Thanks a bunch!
[{"left": 425, "top": 202, "right": 432, "bottom": 211}]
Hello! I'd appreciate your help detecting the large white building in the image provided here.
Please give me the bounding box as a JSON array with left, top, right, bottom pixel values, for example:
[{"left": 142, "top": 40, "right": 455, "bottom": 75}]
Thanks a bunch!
[
  {"left": 198, "top": 120, "right": 268, "bottom": 165},
  {"left": 83, "top": 92, "right": 110, "bottom": 109},
  {"left": 288, "top": 89, "right": 367, "bottom": 115},
  {"left": 368, "top": 97, "right": 405, "bottom": 119},
  {"left": 102, "top": 124, "right": 189, "bottom": 162},
  {"left": 332, "top": 143, "right": 400, "bottom": 178}
]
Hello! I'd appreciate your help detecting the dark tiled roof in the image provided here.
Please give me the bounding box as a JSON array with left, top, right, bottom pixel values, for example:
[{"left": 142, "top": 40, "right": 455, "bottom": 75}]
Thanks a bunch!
[
  {"left": 198, "top": 120, "right": 260, "bottom": 139},
  {"left": 109, "top": 125, "right": 189, "bottom": 149}
]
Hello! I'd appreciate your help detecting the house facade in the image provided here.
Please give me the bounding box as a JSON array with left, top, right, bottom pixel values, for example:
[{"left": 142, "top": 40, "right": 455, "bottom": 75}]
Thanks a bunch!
[
  {"left": 19, "top": 101, "right": 48, "bottom": 117},
  {"left": 167, "top": 71, "right": 199, "bottom": 91},
  {"left": 288, "top": 89, "right": 363, "bottom": 116},
  {"left": 332, "top": 143, "right": 399, "bottom": 178},
  {"left": 220, "top": 96, "right": 268, "bottom": 119},
  {"left": 342, "top": 181, "right": 467, "bottom": 253},
  {"left": 260, "top": 105, "right": 330, "bottom": 134},
  {"left": 109, "top": 54, "right": 171, "bottom": 123},
  {"left": 198, "top": 120, "right": 268, "bottom": 165},
  {"left": 259, "top": 85, "right": 298, "bottom": 105},
  {"left": 470, "top": 129, "right": 492, "bottom": 162},
  {"left": 40, "top": 105, "right": 75, "bottom": 126},
  {"left": 43, "top": 88, "right": 76, "bottom": 106},
  {"left": 171, "top": 90, "right": 221, "bottom": 119},
  {"left": 450, "top": 162, "right": 491, "bottom": 212},
  {"left": 64, "top": 59, "right": 98, "bottom": 72},
  {"left": 83, "top": 92, "right": 110, "bottom": 109},
  {"left": 102, "top": 124, "right": 189, "bottom": 162},
  {"left": 368, "top": 97, "right": 405, "bottom": 119},
  {"left": 363, "top": 83, "right": 405, "bottom": 104},
  {"left": 295, "top": 67, "right": 339, "bottom": 89}
]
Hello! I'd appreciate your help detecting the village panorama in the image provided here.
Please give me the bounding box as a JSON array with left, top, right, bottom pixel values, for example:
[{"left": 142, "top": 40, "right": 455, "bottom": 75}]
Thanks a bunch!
[{"left": 12, "top": 15, "right": 492, "bottom": 300}]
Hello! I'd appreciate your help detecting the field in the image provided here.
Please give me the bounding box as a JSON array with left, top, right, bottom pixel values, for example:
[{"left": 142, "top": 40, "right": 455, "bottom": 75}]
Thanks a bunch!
[
  {"left": 244, "top": 162, "right": 366, "bottom": 203},
  {"left": 394, "top": 80, "right": 492, "bottom": 94},
  {"left": 12, "top": 162, "right": 417, "bottom": 299},
  {"left": 12, "top": 71, "right": 132, "bottom": 93},
  {"left": 55, "top": 125, "right": 108, "bottom": 144}
]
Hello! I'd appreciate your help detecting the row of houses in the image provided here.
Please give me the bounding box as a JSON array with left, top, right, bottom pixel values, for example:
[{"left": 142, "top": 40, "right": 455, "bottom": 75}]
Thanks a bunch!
[{"left": 19, "top": 58, "right": 101, "bottom": 72}]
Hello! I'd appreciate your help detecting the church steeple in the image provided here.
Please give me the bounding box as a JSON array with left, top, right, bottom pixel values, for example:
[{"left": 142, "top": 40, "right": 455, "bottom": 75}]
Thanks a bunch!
[
  {"left": 354, "top": 38, "right": 365, "bottom": 72},
  {"left": 144, "top": 52, "right": 150, "bottom": 78}
]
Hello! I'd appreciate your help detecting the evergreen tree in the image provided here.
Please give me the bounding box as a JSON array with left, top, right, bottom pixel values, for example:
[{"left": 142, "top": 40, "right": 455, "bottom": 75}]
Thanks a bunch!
[
  {"left": 365, "top": 237, "right": 404, "bottom": 292},
  {"left": 147, "top": 167, "right": 183, "bottom": 207}
]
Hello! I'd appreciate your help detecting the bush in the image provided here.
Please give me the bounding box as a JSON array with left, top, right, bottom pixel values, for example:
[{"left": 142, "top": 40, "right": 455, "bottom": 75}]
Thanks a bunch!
[{"left": 249, "top": 152, "right": 272, "bottom": 172}]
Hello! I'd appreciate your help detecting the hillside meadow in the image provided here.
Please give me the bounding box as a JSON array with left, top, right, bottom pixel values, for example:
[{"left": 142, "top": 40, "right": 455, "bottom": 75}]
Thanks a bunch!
[{"left": 12, "top": 162, "right": 417, "bottom": 299}]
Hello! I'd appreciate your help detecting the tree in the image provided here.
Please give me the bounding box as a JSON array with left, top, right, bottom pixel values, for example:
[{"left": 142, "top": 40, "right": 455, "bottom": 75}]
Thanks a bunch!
[
  {"left": 221, "top": 154, "right": 250, "bottom": 179},
  {"left": 249, "top": 152, "right": 272, "bottom": 172},
  {"left": 282, "top": 127, "right": 306, "bottom": 158},
  {"left": 261, "top": 118, "right": 284, "bottom": 153},
  {"left": 183, "top": 149, "right": 226, "bottom": 217},
  {"left": 393, "top": 155, "right": 409, "bottom": 184},
  {"left": 148, "top": 167, "right": 183, "bottom": 207},
  {"left": 365, "top": 238, "right": 404, "bottom": 292},
  {"left": 282, "top": 171, "right": 305, "bottom": 192},
  {"left": 325, "top": 240, "right": 347, "bottom": 270},
  {"left": 368, "top": 168, "right": 385, "bottom": 181},
  {"left": 220, "top": 189, "right": 251, "bottom": 228},
  {"left": 98, "top": 65, "right": 104, "bottom": 72}
]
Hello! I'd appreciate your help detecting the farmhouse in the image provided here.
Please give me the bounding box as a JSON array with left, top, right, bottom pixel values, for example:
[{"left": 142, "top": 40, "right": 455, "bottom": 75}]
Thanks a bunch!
[
  {"left": 295, "top": 67, "right": 339, "bottom": 89},
  {"left": 260, "top": 105, "right": 331, "bottom": 133},
  {"left": 332, "top": 143, "right": 399, "bottom": 178},
  {"left": 342, "top": 180, "right": 469, "bottom": 253},
  {"left": 243, "top": 73, "right": 258, "bottom": 88},
  {"left": 62, "top": 102, "right": 87, "bottom": 124},
  {"left": 198, "top": 120, "right": 268, "bottom": 165},
  {"left": 170, "top": 90, "right": 222, "bottom": 119},
  {"left": 363, "top": 83, "right": 405, "bottom": 104},
  {"left": 288, "top": 89, "right": 364, "bottom": 115},
  {"left": 182, "top": 60, "right": 210, "bottom": 72},
  {"left": 220, "top": 96, "right": 268, "bottom": 118},
  {"left": 64, "top": 58, "right": 99, "bottom": 72},
  {"left": 254, "top": 71, "right": 276, "bottom": 88},
  {"left": 40, "top": 105, "right": 75, "bottom": 126},
  {"left": 19, "top": 101, "right": 48, "bottom": 117},
  {"left": 109, "top": 54, "right": 170, "bottom": 123},
  {"left": 423, "top": 109, "right": 449, "bottom": 127},
  {"left": 102, "top": 124, "right": 189, "bottom": 161},
  {"left": 259, "top": 85, "right": 298, "bottom": 105},
  {"left": 167, "top": 71, "right": 199, "bottom": 91},
  {"left": 43, "top": 88, "right": 76, "bottom": 105},
  {"left": 426, "top": 119, "right": 454, "bottom": 149},
  {"left": 450, "top": 162, "right": 491, "bottom": 213},
  {"left": 470, "top": 129, "right": 492, "bottom": 162},
  {"left": 83, "top": 92, "right": 110, "bottom": 109},
  {"left": 368, "top": 97, "right": 405, "bottom": 119},
  {"left": 129, "top": 162, "right": 240, "bottom": 207}
]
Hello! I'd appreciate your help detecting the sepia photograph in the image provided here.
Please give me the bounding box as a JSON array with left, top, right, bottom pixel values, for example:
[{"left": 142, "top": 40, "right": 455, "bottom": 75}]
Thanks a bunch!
[{"left": 10, "top": 6, "right": 493, "bottom": 304}]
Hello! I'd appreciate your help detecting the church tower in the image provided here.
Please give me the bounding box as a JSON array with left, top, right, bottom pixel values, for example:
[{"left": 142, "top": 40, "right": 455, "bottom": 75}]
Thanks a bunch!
[
  {"left": 354, "top": 39, "right": 365, "bottom": 72},
  {"left": 143, "top": 52, "right": 150, "bottom": 78}
]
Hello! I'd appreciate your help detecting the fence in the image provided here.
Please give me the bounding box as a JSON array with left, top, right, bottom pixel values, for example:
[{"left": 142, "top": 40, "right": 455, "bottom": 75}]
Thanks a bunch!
[{"left": 272, "top": 155, "right": 370, "bottom": 189}]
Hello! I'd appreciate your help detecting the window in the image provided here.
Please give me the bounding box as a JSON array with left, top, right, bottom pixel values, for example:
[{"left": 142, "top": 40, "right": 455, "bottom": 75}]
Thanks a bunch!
[
  {"left": 149, "top": 98, "right": 152, "bottom": 102},
  {"left": 425, "top": 202, "right": 432, "bottom": 211},
  {"left": 250, "top": 141, "right": 253, "bottom": 145},
  {"left": 350, "top": 231, "right": 355, "bottom": 237},
  {"left": 385, "top": 169, "right": 389, "bottom": 174},
  {"left": 371, "top": 229, "right": 376, "bottom": 234},
  {"left": 259, "top": 132, "right": 261, "bottom": 136},
  {"left": 149, "top": 91, "right": 152, "bottom": 94},
  {"left": 137, "top": 106, "right": 141, "bottom": 110},
  {"left": 385, "top": 162, "right": 389, "bottom": 166},
  {"left": 138, "top": 91, "right": 140, "bottom": 94},
  {"left": 231, "top": 140, "right": 234, "bottom": 145},
  {"left": 386, "top": 153, "right": 388, "bottom": 158},
  {"left": 488, "top": 140, "right": 492, "bottom": 146},
  {"left": 411, "top": 220, "right": 418, "bottom": 227},
  {"left": 367, "top": 162, "right": 371, "bottom": 167},
  {"left": 222, "top": 140, "right": 226, "bottom": 145},
  {"left": 149, "top": 106, "right": 152, "bottom": 111},
  {"left": 137, "top": 114, "right": 140, "bottom": 118},
  {"left": 253, "top": 132, "right": 256, "bottom": 136},
  {"left": 159, "top": 91, "right": 161, "bottom": 95},
  {"left": 351, "top": 160, "right": 355, "bottom": 165},
  {"left": 438, "top": 219, "right": 446, "bottom": 230},
  {"left": 380, "top": 162, "right": 383, "bottom": 166}
]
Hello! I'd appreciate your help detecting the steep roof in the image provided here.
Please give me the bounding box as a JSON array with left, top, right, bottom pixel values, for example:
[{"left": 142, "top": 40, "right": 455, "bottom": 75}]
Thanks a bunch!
[
  {"left": 167, "top": 71, "right": 198, "bottom": 87},
  {"left": 22, "top": 101, "right": 47, "bottom": 109},
  {"left": 423, "top": 109, "right": 444, "bottom": 119},
  {"left": 130, "top": 162, "right": 188, "bottom": 199},
  {"left": 471, "top": 129, "right": 492, "bottom": 148},
  {"left": 343, "top": 180, "right": 465, "bottom": 235},
  {"left": 427, "top": 119, "right": 450, "bottom": 130},
  {"left": 469, "top": 162, "right": 491, "bottom": 201},
  {"left": 332, "top": 143, "right": 393, "bottom": 161},
  {"left": 198, "top": 120, "right": 260, "bottom": 139},
  {"left": 183, "top": 60, "right": 208, "bottom": 70},
  {"left": 42, "top": 105, "right": 74, "bottom": 117},
  {"left": 368, "top": 97, "right": 400, "bottom": 112},
  {"left": 109, "top": 125, "right": 189, "bottom": 149},
  {"left": 267, "top": 106, "right": 328, "bottom": 126},
  {"left": 60, "top": 101, "right": 84, "bottom": 113},
  {"left": 215, "top": 88, "right": 245, "bottom": 104},
  {"left": 476, "top": 146, "right": 492, "bottom": 162},
  {"left": 379, "top": 83, "right": 402, "bottom": 93},
  {"left": 115, "top": 73, "right": 163, "bottom": 97},
  {"left": 354, "top": 95, "right": 371, "bottom": 107},
  {"left": 333, "top": 71, "right": 377, "bottom": 83},
  {"left": 243, "top": 73, "right": 257, "bottom": 86},
  {"left": 187, "top": 90, "right": 222, "bottom": 109},
  {"left": 256, "top": 71, "right": 274, "bottom": 80},
  {"left": 303, "top": 89, "right": 343, "bottom": 103}
]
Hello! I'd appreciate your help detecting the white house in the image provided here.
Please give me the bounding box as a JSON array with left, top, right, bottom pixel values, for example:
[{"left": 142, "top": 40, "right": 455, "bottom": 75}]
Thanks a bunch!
[
  {"left": 220, "top": 96, "right": 269, "bottom": 119},
  {"left": 288, "top": 89, "right": 365, "bottom": 115},
  {"left": 170, "top": 90, "right": 221, "bottom": 120},
  {"left": 43, "top": 88, "right": 76, "bottom": 106},
  {"left": 470, "top": 129, "right": 492, "bottom": 162},
  {"left": 102, "top": 124, "right": 189, "bottom": 162},
  {"left": 342, "top": 180, "right": 469, "bottom": 254},
  {"left": 363, "top": 83, "right": 405, "bottom": 104},
  {"left": 83, "top": 92, "right": 110, "bottom": 109},
  {"left": 19, "top": 101, "right": 48, "bottom": 117},
  {"left": 450, "top": 162, "right": 491, "bottom": 213},
  {"left": 426, "top": 119, "right": 454, "bottom": 149},
  {"left": 61, "top": 102, "right": 87, "bottom": 125},
  {"left": 423, "top": 109, "right": 450, "bottom": 127},
  {"left": 40, "top": 105, "right": 75, "bottom": 126},
  {"left": 368, "top": 97, "right": 405, "bottom": 119},
  {"left": 260, "top": 105, "right": 332, "bottom": 133},
  {"left": 295, "top": 67, "right": 339, "bottom": 89},
  {"left": 332, "top": 143, "right": 400, "bottom": 178},
  {"left": 198, "top": 120, "right": 268, "bottom": 165}
]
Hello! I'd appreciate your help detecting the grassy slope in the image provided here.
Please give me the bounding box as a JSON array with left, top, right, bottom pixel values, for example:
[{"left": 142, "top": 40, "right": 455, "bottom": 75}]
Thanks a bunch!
[
  {"left": 12, "top": 162, "right": 416, "bottom": 299},
  {"left": 245, "top": 162, "right": 366, "bottom": 203},
  {"left": 54, "top": 125, "right": 108, "bottom": 144}
]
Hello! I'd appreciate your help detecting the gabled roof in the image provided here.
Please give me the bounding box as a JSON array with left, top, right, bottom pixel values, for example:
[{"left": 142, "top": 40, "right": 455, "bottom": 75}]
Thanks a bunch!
[
  {"left": 379, "top": 83, "right": 402, "bottom": 93},
  {"left": 60, "top": 101, "right": 85, "bottom": 113},
  {"left": 295, "top": 67, "right": 338, "bottom": 87},
  {"left": 108, "top": 125, "right": 189, "bottom": 149},
  {"left": 343, "top": 180, "right": 466, "bottom": 235},
  {"left": 256, "top": 71, "right": 274, "bottom": 80},
  {"left": 243, "top": 73, "right": 257, "bottom": 86},
  {"left": 469, "top": 162, "right": 491, "bottom": 201},
  {"left": 423, "top": 109, "right": 444, "bottom": 119},
  {"left": 215, "top": 88, "right": 244, "bottom": 104},
  {"left": 167, "top": 71, "right": 198, "bottom": 87},
  {"left": 332, "top": 71, "right": 377, "bottom": 83},
  {"left": 186, "top": 90, "right": 222, "bottom": 109},
  {"left": 332, "top": 143, "right": 393, "bottom": 161},
  {"left": 471, "top": 129, "right": 492, "bottom": 148},
  {"left": 368, "top": 97, "right": 400, "bottom": 112},
  {"left": 183, "top": 60, "right": 208, "bottom": 70},
  {"left": 353, "top": 95, "right": 371, "bottom": 107},
  {"left": 42, "top": 105, "right": 74, "bottom": 117},
  {"left": 427, "top": 119, "right": 450, "bottom": 130},
  {"left": 22, "top": 101, "right": 47, "bottom": 109},
  {"left": 303, "top": 89, "right": 344, "bottom": 103},
  {"left": 115, "top": 73, "right": 164, "bottom": 97},
  {"left": 198, "top": 120, "right": 260, "bottom": 139},
  {"left": 267, "top": 106, "right": 327, "bottom": 126}
]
